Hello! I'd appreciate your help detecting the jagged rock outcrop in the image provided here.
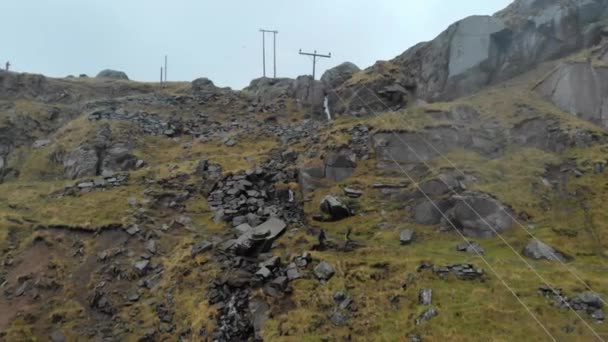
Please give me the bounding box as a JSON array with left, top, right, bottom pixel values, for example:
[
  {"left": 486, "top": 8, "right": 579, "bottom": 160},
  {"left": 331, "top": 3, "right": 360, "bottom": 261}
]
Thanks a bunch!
[
  {"left": 535, "top": 62, "right": 608, "bottom": 129},
  {"left": 332, "top": 0, "right": 608, "bottom": 115},
  {"left": 62, "top": 123, "right": 138, "bottom": 179},
  {"left": 245, "top": 76, "right": 325, "bottom": 113},
  {"left": 96, "top": 69, "right": 129, "bottom": 80},
  {"left": 372, "top": 105, "right": 605, "bottom": 166},
  {"left": 0, "top": 70, "right": 49, "bottom": 99}
]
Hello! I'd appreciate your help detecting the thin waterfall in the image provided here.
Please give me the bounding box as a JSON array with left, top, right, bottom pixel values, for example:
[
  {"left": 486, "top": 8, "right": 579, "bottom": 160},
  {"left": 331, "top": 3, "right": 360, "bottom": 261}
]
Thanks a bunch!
[{"left": 324, "top": 95, "right": 332, "bottom": 121}]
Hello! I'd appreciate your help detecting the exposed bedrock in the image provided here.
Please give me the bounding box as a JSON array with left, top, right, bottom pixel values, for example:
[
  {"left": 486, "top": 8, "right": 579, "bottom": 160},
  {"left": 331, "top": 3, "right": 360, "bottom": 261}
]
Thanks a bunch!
[
  {"left": 535, "top": 62, "right": 608, "bottom": 129},
  {"left": 331, "top": 0, "right": 608, "bottom": 115}
]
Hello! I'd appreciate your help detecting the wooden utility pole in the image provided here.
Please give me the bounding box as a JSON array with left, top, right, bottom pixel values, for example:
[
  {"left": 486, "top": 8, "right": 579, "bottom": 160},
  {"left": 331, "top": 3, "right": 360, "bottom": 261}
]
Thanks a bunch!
[
  {"left": 164, "top": 55, "right": 168, "bottom": 83},
  {"left": 160, "top": 67, "right": 164, "bottom": 87},
  {"left": 260, "top": 29, "right": 279, "bottom": 78},
  {"left": 299, "top": 50, "right": 331, "bottom": 80}
]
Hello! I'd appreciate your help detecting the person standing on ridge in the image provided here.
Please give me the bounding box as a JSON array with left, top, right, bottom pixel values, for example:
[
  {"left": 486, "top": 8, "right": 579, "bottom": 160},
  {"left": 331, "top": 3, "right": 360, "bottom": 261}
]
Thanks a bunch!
[{"left": 5, "top": 61, "right": 10, "bottom": 71}]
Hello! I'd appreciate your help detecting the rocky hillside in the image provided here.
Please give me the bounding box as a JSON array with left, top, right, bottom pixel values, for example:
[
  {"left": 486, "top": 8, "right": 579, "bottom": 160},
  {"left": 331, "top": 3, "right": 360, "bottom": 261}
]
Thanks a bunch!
[
  {"left": 329, "top": 0, "right": 608, "bottom": 115},
  {"left": 1, "top": 0, "right": 608, "bottom": 341}
]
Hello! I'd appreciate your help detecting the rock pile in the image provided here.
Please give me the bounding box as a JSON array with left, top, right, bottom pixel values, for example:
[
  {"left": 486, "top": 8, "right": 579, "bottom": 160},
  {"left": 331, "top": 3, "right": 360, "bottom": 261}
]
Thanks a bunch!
[
  {"left": 88, "top": 109, "right": 226, "bottom": 138},
  {"left": 538, "top": 286, "right": 605, "bottom": 322},
  {"left": 207, "top": 161, "right": 301, "bottom": 227},
  {"left": 209, "top": 250, "right": 314, "bottom": 340},
  {"left": 222, "top": 218, "right": 287, "bottom": 256},
  {"left": 329, "top": 290, "right": 355, "bottom": 326},
  {"left": 61, "top": 172, "right": 129, "bottom": 195},
  {"left": 418, "top": 261, "right": 484, "bottom": 281},
  {"left": 267, "top": 119, "right": 325, "bottom": 145}
]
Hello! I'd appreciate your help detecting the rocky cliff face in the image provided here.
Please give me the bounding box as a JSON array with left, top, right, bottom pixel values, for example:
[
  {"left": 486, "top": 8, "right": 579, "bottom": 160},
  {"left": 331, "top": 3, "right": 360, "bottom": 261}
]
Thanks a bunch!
[
  {"left": 535, "top": 62, "right": 608, "bottom": 129},
  {"left": 329, "top": 0, "right": 608, "bottom": 115}
]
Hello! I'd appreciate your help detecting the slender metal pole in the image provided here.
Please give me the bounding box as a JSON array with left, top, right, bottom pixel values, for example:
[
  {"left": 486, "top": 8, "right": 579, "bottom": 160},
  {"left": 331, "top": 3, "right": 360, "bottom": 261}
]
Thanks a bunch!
[
  {"left": 273, "top": 32, "right": 277, "bottom": 78},
  {"left": 262, "top": 31, "right": 266, "bottom": 77},
  {"left": 164, "top": 55, "right": 168, "bottom": 83}
]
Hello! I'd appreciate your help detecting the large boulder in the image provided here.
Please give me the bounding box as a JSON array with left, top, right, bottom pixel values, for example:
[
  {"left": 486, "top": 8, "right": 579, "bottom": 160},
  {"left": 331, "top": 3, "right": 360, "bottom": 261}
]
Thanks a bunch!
[
  {"left": 523, "top": 240, "right": 569, "bottom": 262},
  {"left": 313, "top": 261, "right": 335, "bottom": 281},
  {"left": 414, "top": 200, "right": 451, "bottom": 225},
  {"left": 293, "top": 76, "right": 325, "bottom": 112},
  {"left": 191, "top": 77, "right": 217, "bottom": 92},
  {"left": 245, "top": 76, "right": 325, "bottom": 112},
  {"left": 96, "top": 69, "right": 129, "bottom": 80},
  {"left": 320, "top": 195, "right": 351, "bottom": 221},
  {"left": 321, "top": 62, "right": 360, "bottom": 90},
  {"left": 245, "top": 77, "right": 293, "bottom": 103},
  {"left": 443, "top": 193, "right": 513, "bottom": 238},
  {"left": 225, "top": 218, "right": 287, "bottom": 256}
]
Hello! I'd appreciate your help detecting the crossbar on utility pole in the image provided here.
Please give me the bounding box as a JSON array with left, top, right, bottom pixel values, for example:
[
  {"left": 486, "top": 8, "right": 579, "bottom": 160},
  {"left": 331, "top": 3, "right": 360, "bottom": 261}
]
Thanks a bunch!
[
  {"left": 299, "top": 49, "right": 331, "bottom": 80},
  {"left": 260, "top": 29, "right": 279, "bottom": 78}
]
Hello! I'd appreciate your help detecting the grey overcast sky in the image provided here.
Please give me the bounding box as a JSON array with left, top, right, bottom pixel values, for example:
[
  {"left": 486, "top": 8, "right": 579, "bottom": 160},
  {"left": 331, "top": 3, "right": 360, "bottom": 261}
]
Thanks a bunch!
[{"left": 1, "top": 0, "right": 512, "bottom": 89}]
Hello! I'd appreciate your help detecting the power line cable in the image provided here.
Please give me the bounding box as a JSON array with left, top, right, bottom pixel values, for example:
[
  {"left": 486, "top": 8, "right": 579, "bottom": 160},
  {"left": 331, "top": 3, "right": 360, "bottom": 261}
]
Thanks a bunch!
[
  {"left": 324, "top": 84, "right": 559, "bottom": 341},
  {"left": 325, "top": 74, "right": 605, "bottom": 340}
]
